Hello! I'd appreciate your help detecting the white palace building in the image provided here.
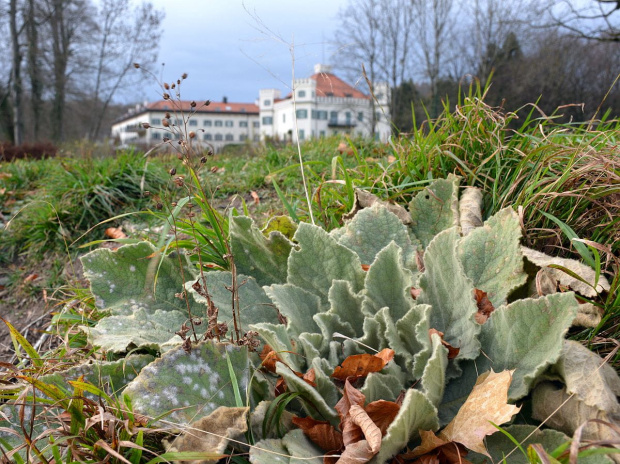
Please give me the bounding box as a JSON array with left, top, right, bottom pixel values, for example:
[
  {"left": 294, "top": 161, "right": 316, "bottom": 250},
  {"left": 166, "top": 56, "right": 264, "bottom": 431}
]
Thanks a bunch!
[{"left": 111, "top": 64, "right": 391, "bottom": 151}]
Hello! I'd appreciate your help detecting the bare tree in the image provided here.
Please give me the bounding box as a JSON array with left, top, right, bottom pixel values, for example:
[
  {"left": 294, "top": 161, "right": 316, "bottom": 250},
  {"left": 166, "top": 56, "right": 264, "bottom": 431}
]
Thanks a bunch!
[
  {"left": 547, "top": 0, "right": 620, "bottom": 41},
  {"left": 9, "top": 0, "right": 25, "bottom": 145},
  {"left": 412, "top": 0, "right": 456, "bottom": 117},
  {"left": 44, "top": 0, "right": 93, "bottom": 142},
  {"left": 334, "top": 0, "right": 382, "bottom": 136},
  {"left": 378, "top": 0, "right": 415, "bottom": 121},
  {"left": 86, "top": 0, "right": 163, "bottom": 140},
  {"left": 26, "top": 0, "right": 47, "bottom": 141}
]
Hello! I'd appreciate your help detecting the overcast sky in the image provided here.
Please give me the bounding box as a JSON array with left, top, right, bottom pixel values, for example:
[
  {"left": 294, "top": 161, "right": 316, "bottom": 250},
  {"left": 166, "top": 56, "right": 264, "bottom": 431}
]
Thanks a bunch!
[{"left": 136, "top": 0, "right": 348, "bottom": 104}]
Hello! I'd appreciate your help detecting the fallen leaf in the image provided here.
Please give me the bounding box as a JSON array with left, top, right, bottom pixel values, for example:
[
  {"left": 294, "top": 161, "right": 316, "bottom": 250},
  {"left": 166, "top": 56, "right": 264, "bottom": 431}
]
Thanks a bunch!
[
  {"left": 23, "top": 273, "right": 38, "bottom": 284},
  {"left": 349, "top": 404, "right": 382, "bottom": 453},
  {"left": 338, "top": 141, "right": 354, "bottom": 156},
  {"left": 374, "top": 348, "right": 395, "bottom": 365},
  {"left": 402, "top": 429, "right": 472, "bottom": 463},
  {"left": 335, "top": 380, "right": 366, "bottom": 428},
  {"left": 361, "top": 264, "right": 371, "bottom": 271},
  {"left": 439, "top": 370, "right": 521, "bottom": 457},
  {"left": 104, "top": 227, "right": 127, "bottom": 239},
  {"left": 165, "top": 406, "right": 246, "bottom": 463},
  {"left": 259, "top": 345, "right": 280, "bottom": 373},
  {"left": 292, "top": 415, "right": 343, "bottom": 453},
  {"left": 364, "top": 400, "right": 400, "bottom": 436},
  {"left": 387, "top": 155, "right": 396, "bottom": 163},
  {"left": 473, "top": 288, "right": 495, "bottom": 324},
  {"left": 250, "top": 190, "right": 260, "bottom": 205},
  {"left": 332, "top": 349, "right": 395, "bottom": 381},
  {"left": 428, "top": 329, "right": 460, "bottom": 360}
]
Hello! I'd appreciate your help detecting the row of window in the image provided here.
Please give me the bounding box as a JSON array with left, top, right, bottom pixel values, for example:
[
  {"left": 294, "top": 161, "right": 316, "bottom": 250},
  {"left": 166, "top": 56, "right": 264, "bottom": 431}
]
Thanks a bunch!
[
  {"left": 151, "top": 118, "right": 259, "bottom": 128},
  {"left": 262, "top": 111, "right": 365, "bottom": 125},
  {"left": 151, "top": 132, "right": 258, "bottom": 142}
]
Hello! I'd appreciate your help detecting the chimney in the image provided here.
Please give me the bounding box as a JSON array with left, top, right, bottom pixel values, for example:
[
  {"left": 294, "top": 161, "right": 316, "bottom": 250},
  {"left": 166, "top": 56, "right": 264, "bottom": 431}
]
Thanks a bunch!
[{"left": 223, "top": 96, "right": 228, "bottom": 104}]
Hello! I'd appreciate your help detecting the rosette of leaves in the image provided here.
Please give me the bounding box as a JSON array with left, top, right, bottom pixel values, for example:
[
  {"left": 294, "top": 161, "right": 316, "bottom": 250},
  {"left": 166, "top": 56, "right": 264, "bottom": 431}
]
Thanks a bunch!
[{"left": 233, "top": 176, "right": 616, "bottom": 463}]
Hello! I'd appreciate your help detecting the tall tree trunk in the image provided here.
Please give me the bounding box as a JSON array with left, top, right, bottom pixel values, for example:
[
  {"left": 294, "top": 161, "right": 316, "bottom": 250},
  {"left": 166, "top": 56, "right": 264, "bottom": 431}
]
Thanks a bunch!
[
  {"left": 26, "top": 0, "right": 44, "bottom": 141},
  {"left": 50, "top": 0, "right": 68, "bottom": 142},
  {"left": 9, "top": 0, "right": 24, "bottom": 146}
]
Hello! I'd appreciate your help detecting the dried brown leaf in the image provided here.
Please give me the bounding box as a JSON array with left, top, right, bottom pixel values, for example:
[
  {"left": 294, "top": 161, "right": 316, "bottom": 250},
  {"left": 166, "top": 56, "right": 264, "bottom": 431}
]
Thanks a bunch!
[
  {"left": 428, "top": 329, "right": 460, "bottom": 360},
  {"left": 364, "top": 400, "right": 400, "bottom": 436},
  {"left": 332, "top": 350, "right": 394, "bottom": 381},
  {"left": 335, "top": 380, "right": 366, "bottom": 425},
  {"left": 473, "top": 288, "right": 495, "bottom": 324},
  {"left": 250, "top": 190, "right": 260, "bottom": 205},
  {"left": 259, "top": 345, "right": 280, "bottom": 373},
  {"left": 292, "top": 416, "right": 344, "bottom": 453},
  {"left": 349, "top": 405, "right": 382, "bottom": 453},
  {"left": 104, "top": 227, "right": 127, "bottom": 239},
  {"left": 439, "top": 370, "right": 521, "bottom": 457},
  {"left": 403, "top": 430, "right": 472, "bottom": 463}
]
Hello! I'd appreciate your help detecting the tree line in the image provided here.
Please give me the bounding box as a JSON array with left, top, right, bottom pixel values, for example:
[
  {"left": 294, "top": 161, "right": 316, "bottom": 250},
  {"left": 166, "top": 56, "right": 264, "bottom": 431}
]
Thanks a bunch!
[
  {"left": 334, "top": 0, "right": 620, "bottom": 133},
  {"left": 1, "top": 0, "right": 162, "bottom": 145}
]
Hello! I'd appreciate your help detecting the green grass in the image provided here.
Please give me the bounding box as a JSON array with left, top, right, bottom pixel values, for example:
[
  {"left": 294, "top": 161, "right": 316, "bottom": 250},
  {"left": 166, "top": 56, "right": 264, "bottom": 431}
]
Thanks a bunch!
[{"left": 1, "top": 151, "right": 171, "bottom": 261}]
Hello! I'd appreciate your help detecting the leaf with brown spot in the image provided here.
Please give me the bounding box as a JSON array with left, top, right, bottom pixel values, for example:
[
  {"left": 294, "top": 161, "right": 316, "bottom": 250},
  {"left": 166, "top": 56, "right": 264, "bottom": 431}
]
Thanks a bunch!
[
  {"left": 332, "top": 349, "right": 394, "bottom": 381},
  {"left": 364, "top": 400, "right": 400, "bottom": 436},
  {"left": 428, "top": 329, "right": 460, "bottom": 360},
  {"left": 439, "top": 369, "right": 521, "bottom": 457},
  {"left": 292, "top": 416, "right": 344, "bottom": 453},
  {"left": 473, "top": 288, "right": 495, "bottom": 324}
]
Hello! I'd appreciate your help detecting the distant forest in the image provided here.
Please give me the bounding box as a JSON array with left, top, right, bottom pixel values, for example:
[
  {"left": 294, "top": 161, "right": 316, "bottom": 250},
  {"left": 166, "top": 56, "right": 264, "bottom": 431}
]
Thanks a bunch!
[{"left": 2, "top": 0, "right": 620, "bottom": 146}]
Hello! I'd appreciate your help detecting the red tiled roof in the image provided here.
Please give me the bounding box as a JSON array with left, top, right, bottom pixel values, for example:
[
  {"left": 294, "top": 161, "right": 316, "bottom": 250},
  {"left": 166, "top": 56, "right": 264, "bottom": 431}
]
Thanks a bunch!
[
  {"left": 311, "top": 72, "right": 369, "bottom": 99},
  {"left": 145, "top": 100, "right": 259, "bottom": 114}
]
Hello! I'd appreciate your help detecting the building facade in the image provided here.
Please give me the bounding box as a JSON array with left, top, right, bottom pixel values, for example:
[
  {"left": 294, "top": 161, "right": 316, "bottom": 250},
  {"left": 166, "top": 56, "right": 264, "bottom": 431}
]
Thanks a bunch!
[
  {"left": 259, "top": 64, "right": 391, "bottom": 143},
  {"left": 111, "top": 100, "right": 260, "bottom": 152},
  {"left": 111, "top": 64, "right": 391, "bottom": 150}
]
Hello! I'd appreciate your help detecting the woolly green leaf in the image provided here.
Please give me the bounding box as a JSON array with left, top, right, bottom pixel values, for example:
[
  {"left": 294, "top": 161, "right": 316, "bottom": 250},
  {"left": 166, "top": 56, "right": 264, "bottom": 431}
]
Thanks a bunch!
[
  {"left": 395, "top": 304, "right": 432, "bottom": 379},
  {"left": 275, "top": 362, "right": 339, "bottom": 426},
  {"left": 250, "top": 429, "right": 324, "bottom": 464},
  {"left": 478, "top": 293, "right": 578, "bottom": 400},
  {"left": 309, "top": 358, "right": 341, "bottom": 408},
  {"left": 123, "top": 341, "right": 249, "bottom": 427},
  {"left": 249, "top": 322, "right": 302, "bottom": 372},
  {"left": 187, "top": 271, "right": 279, "bottom": 327},
  {"left": 418, "top": 228, "right": 481, "bottom": 362},
  {"left": 328, "top": 280, "right": 365, "bottom": 337},
  {"left": 376, "top": 307, "right": 416, "bottom": 376},
  {"left": 288, "top": 223, "right": 365, "bottom": 304},
  {"left": 420, "top": 333, "right": 448, "bottom": 407},
  {"left": 39, "top": 354, "right": 154, "bottom": 398},
  {"left": 361, "top": 373, "right": 404, "bottom": 403},
  {"left": 370, "top": 389, "right": 439, "bottom": 464},
  {"left": 84, "top": 308, "right": 186, "bottom": 352},
  {"left": 458, "top": 208, "right": 527, "bottom": 306},
  {"left": 331, "top": 203, "right": 419, "bottom": 270},
  {"left": 264, "top": 284, "right": 321, "bottom": 337},
  {"left": 362, "top": 242, "right": 415, "bottom": 320},
  {"left": 409, "top": 175, "right": 460, "bottom": 248},
  {"left": 314, "top": 312, "right": 356, "bottom": 348},
  {"left": 438, "top": 360, "right": 479, "bottom": 426},
  {"left": 81, "top": 242, "right": 195, "bottom": 315},
  {"left": 230, "top": 216, "right": 293, "bottom": 286}
]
